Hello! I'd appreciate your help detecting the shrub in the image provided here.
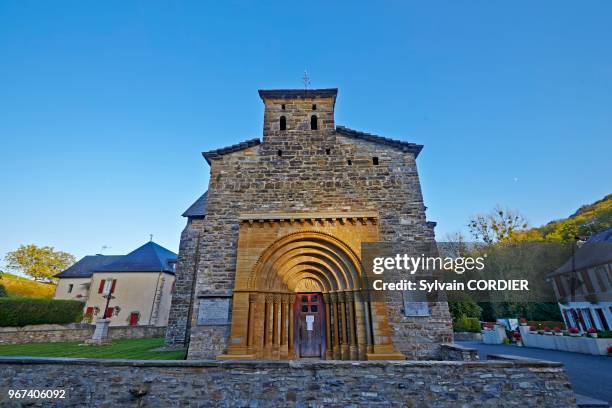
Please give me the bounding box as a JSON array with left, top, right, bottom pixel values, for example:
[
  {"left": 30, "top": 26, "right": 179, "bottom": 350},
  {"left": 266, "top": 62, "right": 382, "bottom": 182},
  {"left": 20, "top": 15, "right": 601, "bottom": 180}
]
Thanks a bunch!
[
  {"left": 0, "top": 284, "right": 7, "bottom": 297},
  {"left": 568, "top": 327, "right": 579, "bottom": 334},
  {"left": 448, "top": 292, "right": 482, "bottom": 322},
  {"left": 453, "top": 316, "right": 480, "bottom": 333},
  {"left": 587, "top": 327, "right": 597, "bottom": 334},
  {"left": 598, "top": 331, "right": 612, "bottom": 339},
  {"left": 0, "top": 297, "right": 84, "bottom": 327}
]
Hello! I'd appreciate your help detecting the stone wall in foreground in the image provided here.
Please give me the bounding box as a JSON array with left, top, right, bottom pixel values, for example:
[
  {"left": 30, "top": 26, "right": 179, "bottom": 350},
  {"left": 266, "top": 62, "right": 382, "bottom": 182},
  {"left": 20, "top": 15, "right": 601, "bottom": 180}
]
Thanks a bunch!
[
  {"left": 0, "top": 358, "right": 575, "bottom": 407},
  {"left": 0, "top": 324, "right": 165, "bottom": 345}
]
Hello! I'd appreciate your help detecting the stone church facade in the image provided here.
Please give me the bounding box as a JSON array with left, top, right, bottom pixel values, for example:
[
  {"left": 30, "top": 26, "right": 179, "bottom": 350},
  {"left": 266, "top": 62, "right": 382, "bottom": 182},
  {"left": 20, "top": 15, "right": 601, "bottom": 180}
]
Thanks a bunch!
[{"left": 165, "top": 89, "right": 452, "bottom": 360}]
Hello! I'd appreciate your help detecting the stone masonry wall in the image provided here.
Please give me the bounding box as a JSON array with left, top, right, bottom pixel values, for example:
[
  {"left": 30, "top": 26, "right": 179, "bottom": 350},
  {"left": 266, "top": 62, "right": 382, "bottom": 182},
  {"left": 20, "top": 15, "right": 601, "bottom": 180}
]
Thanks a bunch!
[
  {"left": 0, "top": 358, "right": 576, "bottom": 407},
  {"left": 165, "top": 217, "right": 205, "bottom": 346},
  {"left": 0, "top": 324, "right": 165, "bottom": 345},
  {"left": 181, "top": 92, "right": 452, "bottom": 358}
]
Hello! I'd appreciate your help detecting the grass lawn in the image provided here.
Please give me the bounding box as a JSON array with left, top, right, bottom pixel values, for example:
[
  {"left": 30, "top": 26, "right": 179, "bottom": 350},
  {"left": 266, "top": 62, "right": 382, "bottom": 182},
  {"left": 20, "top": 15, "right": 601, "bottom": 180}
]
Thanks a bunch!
[{"left": 0, "top": 337, "right": 186, "bottom": 360}]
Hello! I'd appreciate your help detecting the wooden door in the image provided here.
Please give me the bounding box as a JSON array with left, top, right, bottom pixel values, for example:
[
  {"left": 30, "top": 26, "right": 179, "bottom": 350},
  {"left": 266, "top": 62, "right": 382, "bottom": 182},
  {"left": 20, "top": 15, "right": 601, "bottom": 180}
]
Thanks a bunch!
[{"left": 295, "top": 293, "right": 325, "bottom": 358}]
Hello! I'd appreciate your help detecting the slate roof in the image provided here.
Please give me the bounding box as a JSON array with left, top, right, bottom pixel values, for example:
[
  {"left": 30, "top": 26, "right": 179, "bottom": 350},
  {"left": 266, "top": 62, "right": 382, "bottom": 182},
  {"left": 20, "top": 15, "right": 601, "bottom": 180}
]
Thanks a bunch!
[
  {"left": 202, "top": 139, "right": 261, "bottom": 165},
  {"left": 258, "top": 89, "right": 338, "bottom": 101},
  {"left": 54, "top": 255, "right": 123, "bottom": 279},
  {"left": 93, "top": 241, "right": 177, "bottom": 274},
  {"left": 335, "top": 126, "right": 424, "bottom": 158},
  {"left": 550, "top": 228, "right": 612, "bottom": 276},
  {"left": 182, "top": 191, "right": 208, "bottom": 218}
]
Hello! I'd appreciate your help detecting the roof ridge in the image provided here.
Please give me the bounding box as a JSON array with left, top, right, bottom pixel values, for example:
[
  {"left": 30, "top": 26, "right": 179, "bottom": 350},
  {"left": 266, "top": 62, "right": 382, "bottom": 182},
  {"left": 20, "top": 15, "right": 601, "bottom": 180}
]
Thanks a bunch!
[
  {"left": 202, "top": 138, "right": 261, "bottom": 165},
  {"left": 335, "top": 126, "right": 423, "bottom": 158}
]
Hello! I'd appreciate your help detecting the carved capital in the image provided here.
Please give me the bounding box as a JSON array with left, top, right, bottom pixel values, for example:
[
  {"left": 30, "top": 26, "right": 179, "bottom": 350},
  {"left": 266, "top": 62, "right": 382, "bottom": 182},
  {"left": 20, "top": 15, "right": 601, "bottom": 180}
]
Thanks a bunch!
[
  {"left": 249, "top": 293, "right": 259, "bottom": 303},
  {"left": 329, "top": 292, "right": 338, "bottom": 303},
  {"left": 265, "top": 294, "right": 274, "bottom": 303},
  {"left": 273, "top": 294, "right": 281, "bottom": 304}
]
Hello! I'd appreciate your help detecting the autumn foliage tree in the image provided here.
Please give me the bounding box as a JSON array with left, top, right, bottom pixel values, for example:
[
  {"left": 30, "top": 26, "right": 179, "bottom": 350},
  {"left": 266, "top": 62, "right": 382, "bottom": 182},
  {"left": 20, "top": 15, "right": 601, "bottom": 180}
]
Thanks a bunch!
[
  {"left": 468, "top": 206, "right": 529, "bottom": 244},
  {"left": 5, "top": 245, "right": 75, "bottom": 283}
]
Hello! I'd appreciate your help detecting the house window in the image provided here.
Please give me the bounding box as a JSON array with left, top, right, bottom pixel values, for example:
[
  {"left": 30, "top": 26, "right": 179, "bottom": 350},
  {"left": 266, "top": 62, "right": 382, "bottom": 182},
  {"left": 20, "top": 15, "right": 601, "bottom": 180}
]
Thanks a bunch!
[
  {"left": 310, "top": 115, "right": 318, "bottom": 130},
  {"left": 68, "top": 284, "right": 74, "bottom": 293},
  {"left": 129, "top": 312, "right": 140, "bottom": 326},
  {"left": 372, "top": 157, "right": 379, "bottom": 165},
  {"left": 277, "top": 149, "right": 282, "bottom": 157},
  {"left": 85, "top": 307, "right": 94, "bottom": 316},
  {"left": 325, "top": 148, "right": 330, "bottom": 155},
  {"left": 280, "top": 116, "right": 287, "bottom": 131},
  {"left": 312, "top": 104, "right": 317, "bottom": 110},
  {"left": 281, "top": 104, "right": 285, "bottom": 110},
  {"left": 347, "top": 159, "right": 352, "bottom": 166}
]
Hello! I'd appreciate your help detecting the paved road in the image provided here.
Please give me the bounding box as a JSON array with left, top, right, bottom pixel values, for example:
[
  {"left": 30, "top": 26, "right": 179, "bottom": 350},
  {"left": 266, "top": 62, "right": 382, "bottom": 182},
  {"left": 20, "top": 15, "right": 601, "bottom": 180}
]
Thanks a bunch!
[{"left": 458, "top": 341, "right": 612, "bottom": 404}]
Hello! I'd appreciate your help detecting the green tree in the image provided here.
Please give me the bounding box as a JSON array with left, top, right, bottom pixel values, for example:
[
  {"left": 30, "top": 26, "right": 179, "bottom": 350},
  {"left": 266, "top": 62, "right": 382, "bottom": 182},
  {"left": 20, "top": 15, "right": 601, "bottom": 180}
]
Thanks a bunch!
[
  {"left": 0, "top": 284, "right": 7, "bottom": 297},
  {"left": 5, "top": 245, "right": 75, "bottom": 283},
  {"left": 468, "top": 206, "right": 528, "bottom": 244}
]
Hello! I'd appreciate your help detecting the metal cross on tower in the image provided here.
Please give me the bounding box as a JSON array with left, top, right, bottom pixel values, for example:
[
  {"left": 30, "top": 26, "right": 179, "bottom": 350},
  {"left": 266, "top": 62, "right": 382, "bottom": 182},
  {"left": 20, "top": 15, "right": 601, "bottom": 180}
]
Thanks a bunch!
[{"left": 302, "top": 70, "right": 310, "bottom": 91}]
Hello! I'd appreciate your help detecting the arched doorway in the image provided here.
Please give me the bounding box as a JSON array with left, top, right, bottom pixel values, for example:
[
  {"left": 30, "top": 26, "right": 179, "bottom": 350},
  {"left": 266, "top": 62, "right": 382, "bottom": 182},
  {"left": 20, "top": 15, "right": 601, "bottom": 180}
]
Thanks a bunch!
[{"left": 219, "top": 230, "right": 402, "bottom": 360}]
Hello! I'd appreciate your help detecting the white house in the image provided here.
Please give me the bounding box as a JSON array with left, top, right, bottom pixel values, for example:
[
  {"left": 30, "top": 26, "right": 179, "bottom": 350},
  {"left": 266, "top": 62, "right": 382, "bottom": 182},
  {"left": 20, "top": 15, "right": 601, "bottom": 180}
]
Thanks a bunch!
[{"left": 54, "top": 241, "right": 177, "bottom": 327}]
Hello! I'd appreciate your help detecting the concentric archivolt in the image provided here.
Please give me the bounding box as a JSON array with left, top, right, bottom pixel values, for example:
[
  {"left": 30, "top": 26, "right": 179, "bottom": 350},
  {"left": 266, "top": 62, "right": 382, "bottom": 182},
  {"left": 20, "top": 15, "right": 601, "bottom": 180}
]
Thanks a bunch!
[{"left": 248, "top": 231, "right": 363, "bottom": 292}]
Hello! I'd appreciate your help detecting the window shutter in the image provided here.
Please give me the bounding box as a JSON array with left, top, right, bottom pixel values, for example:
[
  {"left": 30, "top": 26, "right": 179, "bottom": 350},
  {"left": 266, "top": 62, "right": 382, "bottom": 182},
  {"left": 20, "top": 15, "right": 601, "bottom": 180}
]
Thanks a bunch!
[
  {"left": 106, "top": 308, "right": 114, "bottom": 318},
  {"left": 86, "top": 307, "right": 94, "bottom": 316},
  {"left": 98, "top": 280, "right": 105, "bottom": 294},
  {"left": 111, "top": 279, "right": 117, "bottom": 293}
]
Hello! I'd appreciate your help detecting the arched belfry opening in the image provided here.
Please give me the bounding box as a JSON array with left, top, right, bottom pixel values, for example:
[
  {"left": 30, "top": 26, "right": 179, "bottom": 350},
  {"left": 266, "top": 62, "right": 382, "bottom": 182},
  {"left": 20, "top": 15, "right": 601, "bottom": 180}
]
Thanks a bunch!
[
  {"left": 310, "top": 115, "right": 318, "bottom": 130},
  {"left": 219, "top": 219, "right": 403, "bottom": 361}
]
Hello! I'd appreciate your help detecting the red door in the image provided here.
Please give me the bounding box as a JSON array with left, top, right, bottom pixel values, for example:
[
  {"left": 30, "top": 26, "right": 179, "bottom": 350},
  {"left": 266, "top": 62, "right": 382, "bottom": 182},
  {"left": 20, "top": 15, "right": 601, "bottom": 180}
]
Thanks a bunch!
[
  {"left": 129, "top": 312, "right": 139, "bottom": 326},
  {"left": 294, "top": 293, "right": 325, "bottom": 358}
]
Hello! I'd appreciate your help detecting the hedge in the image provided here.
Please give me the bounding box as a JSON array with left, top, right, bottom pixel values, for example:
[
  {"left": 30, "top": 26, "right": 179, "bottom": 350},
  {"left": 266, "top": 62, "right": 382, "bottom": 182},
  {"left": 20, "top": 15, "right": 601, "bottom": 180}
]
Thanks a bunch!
[
  {"left": 453, "top": 316, "right": 481, "bottom": 333},
  {"left": 0, "top": 297, "right": 84, "bottom": 327}
]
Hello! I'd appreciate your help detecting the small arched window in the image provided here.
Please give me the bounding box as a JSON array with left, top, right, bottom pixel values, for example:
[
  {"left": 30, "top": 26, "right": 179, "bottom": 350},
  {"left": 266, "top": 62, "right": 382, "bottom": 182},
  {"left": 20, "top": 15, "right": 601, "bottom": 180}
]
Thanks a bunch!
[
  {"left": 310, "top": 115, "right": 318, "bottom": 130},
  {"left": 280, "top": 116, "right": 286, "bottom": 131}
]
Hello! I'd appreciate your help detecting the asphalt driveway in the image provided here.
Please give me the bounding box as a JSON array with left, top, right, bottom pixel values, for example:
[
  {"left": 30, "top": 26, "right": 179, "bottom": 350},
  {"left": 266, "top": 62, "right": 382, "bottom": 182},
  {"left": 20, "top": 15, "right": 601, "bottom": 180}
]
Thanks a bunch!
[{"left": 458, "top": 341, "right": 612, "bottom": 404}]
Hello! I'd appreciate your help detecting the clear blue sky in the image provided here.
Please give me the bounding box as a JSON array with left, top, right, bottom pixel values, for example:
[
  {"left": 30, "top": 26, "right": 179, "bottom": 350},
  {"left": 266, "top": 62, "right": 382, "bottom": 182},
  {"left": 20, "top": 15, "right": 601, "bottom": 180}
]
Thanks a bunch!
[{"left": 0, "top": 1, "right": 610, "bottom": 264}]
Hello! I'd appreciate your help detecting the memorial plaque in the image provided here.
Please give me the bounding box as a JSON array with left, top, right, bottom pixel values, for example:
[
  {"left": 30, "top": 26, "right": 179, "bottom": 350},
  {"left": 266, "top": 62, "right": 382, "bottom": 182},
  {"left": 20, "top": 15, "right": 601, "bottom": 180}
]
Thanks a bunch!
[
  {"left": 197, "top": 297, "right": 230, "bottom": 325},
  {"left": 404, "top": 301, "right": 430, "bottom": 316}
]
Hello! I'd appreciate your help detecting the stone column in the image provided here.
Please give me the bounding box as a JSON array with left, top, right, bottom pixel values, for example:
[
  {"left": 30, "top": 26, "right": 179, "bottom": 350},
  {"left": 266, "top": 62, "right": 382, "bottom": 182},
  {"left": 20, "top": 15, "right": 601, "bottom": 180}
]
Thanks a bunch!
[
  {"left": 323, "top": 293, "right": 332, "bottom": 360},
  {"left": 280, "top": 294, "right": 289, "bottom": 359},
  {"left": 288, "top": 295, "right": 295, "bottom": 358},
  {"left": 338, "top": 292, "right": 349, "bottom": 359},
  {"left": 330, "top": 293, "right": 340, "bottom": 360},
  {"left": 272, "top": 294, "right": 281, "bottom": 359},
  {"left": 346, "top": 291, "right": 358, "bottom": 360},
  {"left": 264, "top": 294, "right": 273, "bottom": 358},
  {"left": 247, "top": 293, "right": 257, "bottom": 354}
]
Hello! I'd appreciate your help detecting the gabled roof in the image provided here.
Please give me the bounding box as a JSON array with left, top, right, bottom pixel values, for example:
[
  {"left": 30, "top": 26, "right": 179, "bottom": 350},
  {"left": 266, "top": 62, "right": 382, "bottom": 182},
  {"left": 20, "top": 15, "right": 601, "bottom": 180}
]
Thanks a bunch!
[
  {"left": 183, "top": 191, "right": 208, "bottom": 218},
  {"left": 335, "top": 126, "right": 424, "bottom": 158},
  {"left": 550, "top": 228, "right": 612, "bottom": 276},
  {"left": 258, "top": 89, "right": 338, "bottom": 101},
  {"left": 93, "top": 241, "right": 177, "bottom": 274},
  {"left": 202, "top": 139, "right": 261, "bottom": 165},
  {"left": 54, "top": 255, "right": 123, "bottom": 279}
]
